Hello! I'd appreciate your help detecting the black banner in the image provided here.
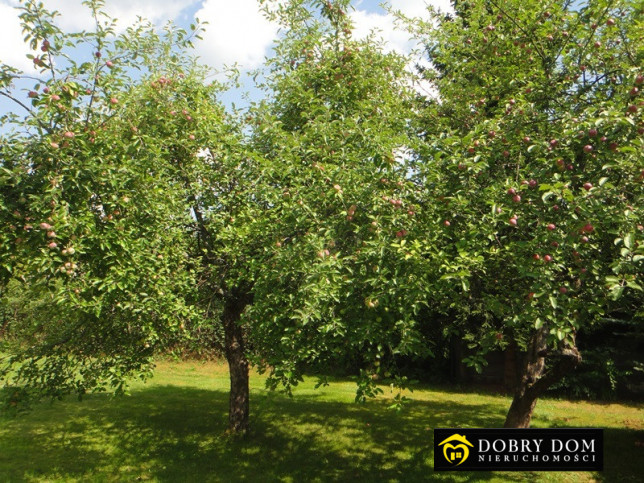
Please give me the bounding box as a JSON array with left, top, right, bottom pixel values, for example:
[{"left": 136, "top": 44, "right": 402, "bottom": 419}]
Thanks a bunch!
[{"left": 434, "top": 428, "right": 603, "bottom": 471}]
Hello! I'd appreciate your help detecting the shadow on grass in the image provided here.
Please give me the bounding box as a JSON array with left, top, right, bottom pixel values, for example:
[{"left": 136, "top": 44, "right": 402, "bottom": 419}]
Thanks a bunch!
[{"left": 0, "top": 385, "right": 641, "bottom": 482}]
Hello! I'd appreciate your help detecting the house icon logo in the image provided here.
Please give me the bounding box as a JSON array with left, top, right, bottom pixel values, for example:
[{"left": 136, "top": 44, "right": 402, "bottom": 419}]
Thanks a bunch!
[{"left": 438, "top": 434, "right": 474, "bottom": 466}]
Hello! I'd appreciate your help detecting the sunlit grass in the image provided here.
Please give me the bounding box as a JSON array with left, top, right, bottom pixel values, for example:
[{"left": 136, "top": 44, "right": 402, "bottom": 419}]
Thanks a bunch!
[{"left": 0, "top": 359, "right": 641, "bottom": 482}]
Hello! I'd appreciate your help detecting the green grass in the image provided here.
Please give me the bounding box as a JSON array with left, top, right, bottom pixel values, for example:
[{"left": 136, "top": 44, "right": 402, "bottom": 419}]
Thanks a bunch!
[{"left": 0, "top": 360, "right": 642, "bottom": 482}]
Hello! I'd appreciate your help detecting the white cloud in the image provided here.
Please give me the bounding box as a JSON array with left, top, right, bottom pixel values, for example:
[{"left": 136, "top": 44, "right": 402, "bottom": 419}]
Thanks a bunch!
[
  {"left": 350, "top": 0, "right": 452, "bottom": 55},
  {"left": 390, "top": 0, "right": 452, "bottom": 19},
  {"left": 0, "top": 1, "right": 35, "bottom": 72},
  {"left": 193, "top": 0, "right": 278, "bottom": 70},
  {"left": 38, "top": 0, "right": 199, "bottom": 32}
]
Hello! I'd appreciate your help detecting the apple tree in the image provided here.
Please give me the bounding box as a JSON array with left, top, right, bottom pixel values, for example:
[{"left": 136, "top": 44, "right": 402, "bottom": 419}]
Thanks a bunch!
[
  {"left": 0, "top": 0, "right": 218, "bottom": 405},
  {"left": 246, "top": 0, "right": 433, "bottom": 403},
  {"left": 406, "top": 0, "right": 643, "bottom": 426}
]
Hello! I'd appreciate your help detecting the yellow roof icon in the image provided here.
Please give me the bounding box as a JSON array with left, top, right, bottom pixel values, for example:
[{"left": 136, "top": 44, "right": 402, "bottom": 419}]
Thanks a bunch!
[{"left": 438, "top": 434, "right": 474, "bottom": 447}]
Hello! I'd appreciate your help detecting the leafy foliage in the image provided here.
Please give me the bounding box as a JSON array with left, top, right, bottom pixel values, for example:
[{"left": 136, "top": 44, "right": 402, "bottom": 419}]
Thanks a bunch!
[
  {"left": 408, "top": 0, "right": 643, "bottom": 360},
  {"left": 0, "top": 0, "right": 218, "bottom": 400}
]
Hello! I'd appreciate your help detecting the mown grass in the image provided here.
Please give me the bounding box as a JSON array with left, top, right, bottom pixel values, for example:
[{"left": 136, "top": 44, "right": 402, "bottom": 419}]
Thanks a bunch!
[{"left": 0, "top": 359, "right": 642, "bottom": 482}]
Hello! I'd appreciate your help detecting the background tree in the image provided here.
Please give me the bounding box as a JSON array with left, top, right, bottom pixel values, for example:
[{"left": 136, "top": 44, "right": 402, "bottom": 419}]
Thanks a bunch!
[{"left": 407, "top": 0, "right": 643, "bottom": 427}]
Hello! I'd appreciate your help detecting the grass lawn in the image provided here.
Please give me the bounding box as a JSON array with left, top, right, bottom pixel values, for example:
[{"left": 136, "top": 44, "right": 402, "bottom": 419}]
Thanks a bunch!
[{"left": 0, "top": 359, "right": 642, "bottom": 482}]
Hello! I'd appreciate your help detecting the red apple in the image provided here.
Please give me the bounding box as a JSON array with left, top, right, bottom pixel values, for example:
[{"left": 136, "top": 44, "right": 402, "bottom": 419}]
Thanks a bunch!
[
  {"left": 583, "top": 182, "right": 593, "bottom": 191},
  {"left": 606, "top": 18, "right": 615, "bottom": 26},
  {"left": 583, "top": 223, "right": 594, "bottom": 232},
  {"left": 588, "top": 128, "right": 598, "bottom": 137},
  {"left": 110, "top": 97, "right": 118, "bottom": 104},
  {"left": 513, "top": 195, "right": 521, "bottom": 203},
  {"left": 547, "top": 223, "right": 556, "bottom": 231},
  {"left": 559, "top": 286, "right": 568, "bottom": 294},
  {"left": 509, "top": 217, "right": 518, "bottom": 226},
  {"left": 106, "top": 61, "right": 114, "bottom": 68},
  {"left": 529, "top": 179, "right": 537, "bottom": 188},
  {"left": 533, "top": 254, "right": 541, "bottom": 260},
  {"left": 583, "top": 145, "right": 593, "bottom": 153},
  {"left": 443, "top": 220, "right": 451, "bottom": 227}
]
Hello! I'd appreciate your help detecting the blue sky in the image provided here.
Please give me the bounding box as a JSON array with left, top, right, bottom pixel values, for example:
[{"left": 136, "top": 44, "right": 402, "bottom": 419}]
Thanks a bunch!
[{"left": 0, "top": 1, "right": 450, "bottom": 114}]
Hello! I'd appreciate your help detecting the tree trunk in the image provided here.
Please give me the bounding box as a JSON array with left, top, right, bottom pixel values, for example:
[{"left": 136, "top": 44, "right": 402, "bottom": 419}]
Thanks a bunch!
[
  {"left": 504, "top": 329, "right": 582, "bottom": 428},
  {"left": 222, "top": 288, "right": 253, "bottom": 434}
]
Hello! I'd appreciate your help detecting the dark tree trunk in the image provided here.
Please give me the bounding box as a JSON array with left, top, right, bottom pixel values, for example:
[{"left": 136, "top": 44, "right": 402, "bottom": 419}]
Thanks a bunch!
[
  {"left": 222, "top": 288, "right": 253, "bottom": 434},
  {"left": 504, "top": 329, "right": 582, "bottom": 428}
]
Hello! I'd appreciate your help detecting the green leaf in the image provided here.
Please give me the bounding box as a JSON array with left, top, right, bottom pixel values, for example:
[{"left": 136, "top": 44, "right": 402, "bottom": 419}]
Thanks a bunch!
[
  {"left": 549, "top": 295, "right": 558, "bottom": 309},
  {"left": 542, "top": 191, "right": 555, "bottom": 203},
  {"left": 610, "top": 286, "right": 625, "bottom": 300},
  {"left": 461, "top": 278, "right": 470, "bottom": 292}
]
